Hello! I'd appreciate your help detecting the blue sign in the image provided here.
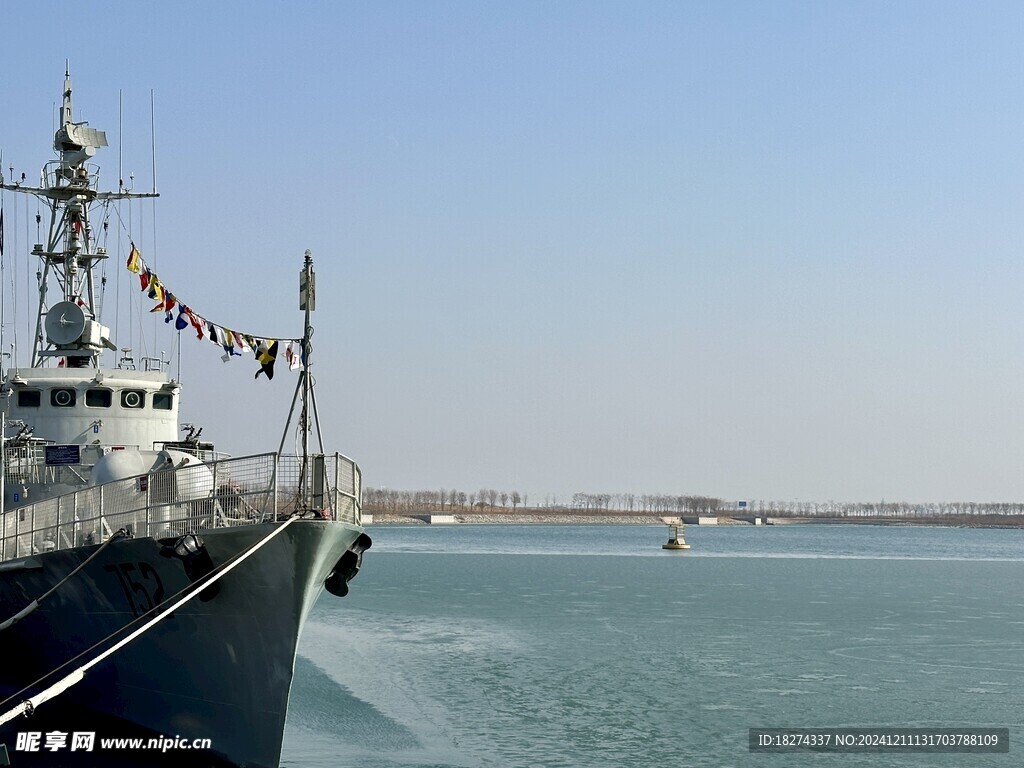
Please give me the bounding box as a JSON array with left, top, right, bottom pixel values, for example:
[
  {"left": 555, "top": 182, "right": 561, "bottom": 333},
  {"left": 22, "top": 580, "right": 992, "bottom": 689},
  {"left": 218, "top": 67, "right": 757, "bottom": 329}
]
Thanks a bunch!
[{"left": 44, "top": 444, "right": 81, "bottom": 466}]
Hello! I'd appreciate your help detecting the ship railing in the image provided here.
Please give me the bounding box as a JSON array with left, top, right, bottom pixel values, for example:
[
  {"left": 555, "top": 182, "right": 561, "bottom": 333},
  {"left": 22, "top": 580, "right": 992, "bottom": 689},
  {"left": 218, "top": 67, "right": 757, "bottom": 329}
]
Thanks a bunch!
[
  {"left": 152, "top": 444, "right": 233, "bottom": 464},
  {"left": 2, "top": 442, "right": 232, "bottom": 489},
  {"left": 1, "top": 441, "right": 105, "bottom": 488},
  {"left": 41, "top": 160, "right": 101, "bottom": 193},
  {"left": 2, "top": 442, "right": 234, "bottom": 487},
  {"left": 2, "top": 441, "right": 50, "bottom": 486},
  {"left": 0, "top": 451, "right": 361, "bottom": 560}
]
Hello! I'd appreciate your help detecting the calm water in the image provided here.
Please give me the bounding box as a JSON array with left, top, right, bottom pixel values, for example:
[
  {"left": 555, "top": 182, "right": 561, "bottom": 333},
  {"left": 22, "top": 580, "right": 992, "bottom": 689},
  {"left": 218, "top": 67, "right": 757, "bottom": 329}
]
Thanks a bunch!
[{"left": 281, "top": 524, "right": 1024, "bottom": 767}]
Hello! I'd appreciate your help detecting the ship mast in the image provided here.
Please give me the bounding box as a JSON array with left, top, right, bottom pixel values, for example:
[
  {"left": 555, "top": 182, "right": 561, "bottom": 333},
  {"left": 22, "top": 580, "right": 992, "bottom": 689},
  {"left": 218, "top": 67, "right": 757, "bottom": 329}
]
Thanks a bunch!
[
  {"left": 277, "top": 250, "right": 323, "bottom": 513},
  {"left": 0, "top": 67, "right": 157, "bottom": 369}
]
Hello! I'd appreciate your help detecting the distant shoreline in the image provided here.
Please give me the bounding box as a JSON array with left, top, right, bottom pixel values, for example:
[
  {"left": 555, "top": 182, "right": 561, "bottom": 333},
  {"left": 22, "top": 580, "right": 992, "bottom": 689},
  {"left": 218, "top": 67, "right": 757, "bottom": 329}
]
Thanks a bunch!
[{"left": 364, "top": 512, "right": 1024, "bottom": 528}]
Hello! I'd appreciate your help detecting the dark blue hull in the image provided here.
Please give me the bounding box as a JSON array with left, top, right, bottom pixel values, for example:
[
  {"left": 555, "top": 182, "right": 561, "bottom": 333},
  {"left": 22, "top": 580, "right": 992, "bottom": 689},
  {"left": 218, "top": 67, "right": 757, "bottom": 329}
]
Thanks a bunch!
[{"left": 0, "top": 521, "right": 368, "bottom": 767}]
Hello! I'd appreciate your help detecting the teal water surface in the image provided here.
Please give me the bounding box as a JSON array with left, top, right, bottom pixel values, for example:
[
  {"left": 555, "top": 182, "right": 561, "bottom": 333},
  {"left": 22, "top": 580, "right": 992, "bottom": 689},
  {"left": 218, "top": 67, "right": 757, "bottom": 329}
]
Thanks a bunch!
[{"left": 282, "top": 524, "right": 1024, "bottom": 767}]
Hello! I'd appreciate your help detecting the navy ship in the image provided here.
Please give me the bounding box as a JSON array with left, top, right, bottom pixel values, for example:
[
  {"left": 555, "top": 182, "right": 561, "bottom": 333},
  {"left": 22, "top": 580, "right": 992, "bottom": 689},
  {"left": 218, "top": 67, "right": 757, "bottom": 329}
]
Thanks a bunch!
[{"left": 0, "top": 71, "right": 370, "bottom": 766}]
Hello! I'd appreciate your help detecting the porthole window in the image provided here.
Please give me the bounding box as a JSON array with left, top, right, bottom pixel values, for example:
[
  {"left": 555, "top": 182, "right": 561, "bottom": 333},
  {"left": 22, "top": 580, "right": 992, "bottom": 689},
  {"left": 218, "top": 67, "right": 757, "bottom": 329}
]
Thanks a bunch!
[
  {"left": 51, "top": 388, "right": 76, "bottom": 407},
  {"left": 121, "top": 390, "right": 145, "bottom": 409},
  {"left": 153, "top": 392, "right": 173, "bottom": 411},
  {"left": 86, "top": 388, "right": 112, "bottom": 408},
  {"left": 17, "top": 390, "right": 41, "bottom": 408}
]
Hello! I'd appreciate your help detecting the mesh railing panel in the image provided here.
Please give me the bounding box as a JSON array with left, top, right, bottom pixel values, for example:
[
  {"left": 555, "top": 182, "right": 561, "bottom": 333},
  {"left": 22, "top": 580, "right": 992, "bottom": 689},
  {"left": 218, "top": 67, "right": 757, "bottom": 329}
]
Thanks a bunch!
[{"left": 0, "top": 452, "right": 361, "bottom": 559}]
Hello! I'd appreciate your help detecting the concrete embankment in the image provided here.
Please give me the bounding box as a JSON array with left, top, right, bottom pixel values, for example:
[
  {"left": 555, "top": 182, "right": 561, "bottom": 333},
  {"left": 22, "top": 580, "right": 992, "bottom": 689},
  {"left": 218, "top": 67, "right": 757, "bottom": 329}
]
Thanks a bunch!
[
  {"left": 362, "top": 512, "right": 1024, "bottom": 527},
  {"left": 364, "top": 513, "right": 756, "bottom": 525},
  {"left": 368, "top": 513, "right": 662, "bottom": 525}
]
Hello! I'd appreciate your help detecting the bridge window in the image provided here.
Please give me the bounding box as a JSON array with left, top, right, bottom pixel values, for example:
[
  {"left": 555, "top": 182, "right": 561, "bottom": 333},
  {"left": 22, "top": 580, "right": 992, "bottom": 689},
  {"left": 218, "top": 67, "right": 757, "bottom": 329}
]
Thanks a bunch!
[
  {"left": 51, "top": 388, "right": 76, "bottom": 407},
  {"left": 121, "top": 390, "right": 145, "bottom": 409},
  {"left": 86, "top": 388, "right": 112, "bottom": 407},
  {"left": 153, "top": 392, "right": 173, "bottom": 410},
  {"left": 17, "top": 390, "right": 41, "bottom": 407}
]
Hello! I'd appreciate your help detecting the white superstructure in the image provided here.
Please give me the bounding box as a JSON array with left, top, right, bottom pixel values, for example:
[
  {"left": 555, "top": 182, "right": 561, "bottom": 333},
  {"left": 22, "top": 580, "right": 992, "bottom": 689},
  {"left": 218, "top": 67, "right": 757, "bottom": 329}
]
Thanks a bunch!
[{"left": 0, "top": 68, "right": 182, "bottom": 508}]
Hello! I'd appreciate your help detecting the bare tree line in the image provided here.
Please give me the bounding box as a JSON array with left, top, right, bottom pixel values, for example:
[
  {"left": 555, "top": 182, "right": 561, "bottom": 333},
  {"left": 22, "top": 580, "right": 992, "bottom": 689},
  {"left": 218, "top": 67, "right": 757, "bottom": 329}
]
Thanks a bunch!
[
  {"left": 362, "top": 487, "right": 723, "bottom": 515},
  {"left": 362, "top": 487, "right": 1024, "bottom": 518},
  {"left": 567, "top": 493, "right": 723, "bottom": 515},
  {"left": 362, "top": 487, "right": 526, "bottom": 514},
  {"left": 757, "top": 500, "right": 1024, "bottom": 518}
]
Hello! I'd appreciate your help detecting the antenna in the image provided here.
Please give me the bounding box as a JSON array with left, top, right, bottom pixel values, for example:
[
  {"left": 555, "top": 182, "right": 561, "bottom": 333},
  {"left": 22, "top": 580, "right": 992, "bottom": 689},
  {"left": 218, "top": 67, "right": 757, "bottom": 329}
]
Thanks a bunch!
[
  {"left": 0, "top": 152, "right": 5, "bottom": 379},
  {"left": 150, "top": 89, "right": 156, "bottom": 194},
  {"left": 60, "top": 64, "right": 72, "bottom": 128},
  {"left": 118, "top": 90, "right": 123, "bottom": 191},
  {"left": 176, "top": 328, "right": 181, "bottom": 383}
]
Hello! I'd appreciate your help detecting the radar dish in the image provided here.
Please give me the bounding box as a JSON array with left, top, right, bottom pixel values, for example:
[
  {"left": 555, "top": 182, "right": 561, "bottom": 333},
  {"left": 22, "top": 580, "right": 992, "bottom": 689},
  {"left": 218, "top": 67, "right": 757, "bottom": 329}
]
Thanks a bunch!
[
  {"left": 65, "top": 123, "right": 108, "bottom": 150},
  {"left": 45, "top": 301, "right": 86, "bottom": 345}
]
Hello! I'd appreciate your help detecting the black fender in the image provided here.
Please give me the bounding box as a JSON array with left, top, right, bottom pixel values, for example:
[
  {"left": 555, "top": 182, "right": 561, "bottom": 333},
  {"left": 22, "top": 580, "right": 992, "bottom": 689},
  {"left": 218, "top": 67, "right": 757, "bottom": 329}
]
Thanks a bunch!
[{"left": 324, "top": 533, "right": 372, "bottom": 597}]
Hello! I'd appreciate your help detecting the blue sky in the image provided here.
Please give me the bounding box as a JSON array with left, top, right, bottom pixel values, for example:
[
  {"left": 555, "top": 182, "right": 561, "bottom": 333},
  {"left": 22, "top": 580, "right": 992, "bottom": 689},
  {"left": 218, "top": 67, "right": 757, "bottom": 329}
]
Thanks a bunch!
[{"left": 2, "top": 1, "right": 1024, "bottom": 503}]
